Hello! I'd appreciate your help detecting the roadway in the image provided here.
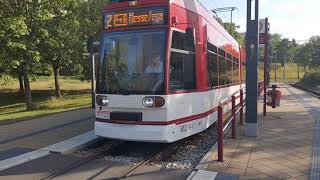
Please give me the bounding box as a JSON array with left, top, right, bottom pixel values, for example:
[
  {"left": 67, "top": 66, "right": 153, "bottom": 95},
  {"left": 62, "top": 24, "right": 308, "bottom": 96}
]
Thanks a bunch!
[{"left": 0, "top": 108, "right": 94, "bottom": 161}]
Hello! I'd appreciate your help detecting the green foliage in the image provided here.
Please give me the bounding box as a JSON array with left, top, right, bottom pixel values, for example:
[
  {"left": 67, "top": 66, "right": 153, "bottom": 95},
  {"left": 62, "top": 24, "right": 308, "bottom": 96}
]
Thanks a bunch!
[
  {"left": 309, "top": 36, "right": 320, "bottom": 67},
  {"left": 223, "top": 22, "right": 245, "bottom": 47},
  {"left": 0, "top": 75, "right": 15, "bottom": 86},
  {"left": 294, "top": 43, "right": 312, "bottom": 67},
  {"left": 270, "top": 34, "right": 320, "bottom": 70},
  {"left": 0, "top": 0, "right": 110, "bottom": 109},
  {"left": 300, "top": 70, "right": 320, "bottom": 87}
]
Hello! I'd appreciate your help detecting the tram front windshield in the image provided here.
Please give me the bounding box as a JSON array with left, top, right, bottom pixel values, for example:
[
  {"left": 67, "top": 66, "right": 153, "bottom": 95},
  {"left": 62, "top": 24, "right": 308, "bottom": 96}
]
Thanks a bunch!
[{"left": 97, "top": 29, "right": 166, "bottom": 95}]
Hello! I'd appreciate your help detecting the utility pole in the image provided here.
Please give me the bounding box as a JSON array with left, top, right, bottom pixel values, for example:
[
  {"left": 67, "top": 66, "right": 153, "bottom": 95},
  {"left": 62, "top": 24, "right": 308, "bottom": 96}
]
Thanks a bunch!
[
  {"left": 212, "top": 7, "right": 238, "bottom": 34},
  {"left": 283, "top": 57, "right": 286, "bottom": 82},
  {"left": 297, "top": 64, "right": 300, "bottom": 80},
  {"left": 275, "top": 53, "right": 277, "bottom": 82},
  {"left": 230, "top": 8, "right": 235, "bottom": 33},
  {"left": 245, "top": 0, "right": 259, "bottom": 137}
]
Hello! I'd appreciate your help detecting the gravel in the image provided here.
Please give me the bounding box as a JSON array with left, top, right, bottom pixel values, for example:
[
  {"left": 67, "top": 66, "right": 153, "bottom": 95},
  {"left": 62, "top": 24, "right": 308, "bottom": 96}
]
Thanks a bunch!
[
  {"left": 73, "top": 140, "right": 167, "bottom": 163},
  {"left": 148, "top": 124, "right": 218, "bottom": 169},
  {"left": 72, "top": 124, "right": 218, "bottom": 170},
  {"left": 73, "top": 139, "right": 119, "bottom": 158}
]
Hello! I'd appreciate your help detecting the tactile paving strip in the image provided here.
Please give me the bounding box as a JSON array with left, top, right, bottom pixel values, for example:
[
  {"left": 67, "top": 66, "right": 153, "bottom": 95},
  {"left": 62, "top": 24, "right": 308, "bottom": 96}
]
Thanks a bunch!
[{"left": 309, "top": 117, "right": 320, "bottom": 179}]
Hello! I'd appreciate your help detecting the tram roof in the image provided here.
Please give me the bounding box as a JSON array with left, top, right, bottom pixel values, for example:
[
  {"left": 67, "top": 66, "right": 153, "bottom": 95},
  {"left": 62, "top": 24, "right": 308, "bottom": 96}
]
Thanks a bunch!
[{"left": 104, "top": 0, "right": 239, "bottom": 48}]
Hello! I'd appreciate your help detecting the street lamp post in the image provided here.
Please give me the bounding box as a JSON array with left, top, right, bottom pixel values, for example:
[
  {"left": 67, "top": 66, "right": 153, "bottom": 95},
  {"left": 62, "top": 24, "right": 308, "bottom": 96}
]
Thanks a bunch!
[
  {"left": 245, "top": 0, "right": 259, "bottom": 137},
  {"left": 274, "top": 52, "right": 277, "bottom": 83}
]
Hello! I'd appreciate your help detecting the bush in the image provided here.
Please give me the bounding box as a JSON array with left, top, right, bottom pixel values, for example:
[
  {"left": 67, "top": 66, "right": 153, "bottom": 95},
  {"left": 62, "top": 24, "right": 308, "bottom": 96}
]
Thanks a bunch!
[{"left": 300, "top": 71, "right": 320, "bottom": 87}]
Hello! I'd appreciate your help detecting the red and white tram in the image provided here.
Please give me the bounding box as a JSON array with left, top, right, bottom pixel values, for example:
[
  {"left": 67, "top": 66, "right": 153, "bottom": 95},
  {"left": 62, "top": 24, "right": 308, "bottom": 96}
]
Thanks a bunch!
[{"left": 95, "top": 0, "right": 244, "bottom": 143}]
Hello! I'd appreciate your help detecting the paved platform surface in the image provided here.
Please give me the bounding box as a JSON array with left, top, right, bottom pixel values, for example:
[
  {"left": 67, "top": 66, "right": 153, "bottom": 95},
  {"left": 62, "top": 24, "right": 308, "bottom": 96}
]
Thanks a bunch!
[
  {"left": 0, "top": 108, "right": 94, "bottom": 160},
  {"left": 198, "top": 84, "right": 319, "bottom": 179}
]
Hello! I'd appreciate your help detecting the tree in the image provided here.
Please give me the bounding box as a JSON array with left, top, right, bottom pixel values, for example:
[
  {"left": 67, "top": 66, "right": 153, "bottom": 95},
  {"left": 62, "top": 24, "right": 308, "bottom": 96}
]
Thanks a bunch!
[
  {"left": 223, "top": 22, "right": 245, "bottom": 47},
  {"left": 276, "top": 38, "right": 294, "bottom": 66},
  {"left": 269, "top": 33, "right": 282, "bottom": 63},
  {"left": 74, "top": 0, "right": 110, "bottom": 81},
  {"left": 309, "top": 36, "right": 320, "bottom": 68},
  {"left": 0, "top": 0, "right": 52, "bottom": 110},
  {"left": 40, "top": 0, "right": 81, "bottom": 98},
  {"left": 294, "top": 43, "right": 312, "bottom": 73}
]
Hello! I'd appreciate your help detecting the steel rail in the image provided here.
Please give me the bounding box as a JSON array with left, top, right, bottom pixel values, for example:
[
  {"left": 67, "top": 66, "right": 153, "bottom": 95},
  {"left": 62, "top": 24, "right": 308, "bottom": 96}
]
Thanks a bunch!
[
  {"left": 40, "top": 141, "right": 121, "bottom": 180},
  {"left": 115, "top": 139, "right": 187, "bottom": 179}
]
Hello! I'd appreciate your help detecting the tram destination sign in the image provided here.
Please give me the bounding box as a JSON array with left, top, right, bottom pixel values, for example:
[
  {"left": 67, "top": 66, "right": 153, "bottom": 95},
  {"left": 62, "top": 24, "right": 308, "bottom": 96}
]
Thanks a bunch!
[{"left": 104, "top": 7, "right": 168, "bottom": 30}]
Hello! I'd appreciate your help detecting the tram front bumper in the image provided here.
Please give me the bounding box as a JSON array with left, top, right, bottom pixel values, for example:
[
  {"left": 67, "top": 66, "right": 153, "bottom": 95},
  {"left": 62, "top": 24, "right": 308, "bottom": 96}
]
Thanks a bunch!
[{"left": 94, "top": 121, "right": 176, "bottom": 143}]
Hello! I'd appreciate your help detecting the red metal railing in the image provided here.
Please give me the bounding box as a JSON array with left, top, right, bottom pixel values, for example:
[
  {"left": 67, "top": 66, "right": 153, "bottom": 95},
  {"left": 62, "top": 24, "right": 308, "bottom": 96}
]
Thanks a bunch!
[
  {"left": 217, "top": 81, "right": 264, "bottom": 162},
  {"left": 217, "top": 87, "right": 246, "bottom": 162}
]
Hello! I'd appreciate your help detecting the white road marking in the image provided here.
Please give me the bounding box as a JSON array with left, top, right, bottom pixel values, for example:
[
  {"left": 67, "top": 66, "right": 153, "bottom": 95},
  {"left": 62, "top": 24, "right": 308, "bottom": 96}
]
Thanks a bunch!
[
  {"left": 0, "top": 150, "right": 50, "bottom": 171},
  {"left": 187, "top": 170, "right": 218, "bottom": 180},
  {"left": 42, "top": 131, "right": 98, "bottom": 154},
  {"left": 0, "top": 130, "right": 98, "bottom": 172}
]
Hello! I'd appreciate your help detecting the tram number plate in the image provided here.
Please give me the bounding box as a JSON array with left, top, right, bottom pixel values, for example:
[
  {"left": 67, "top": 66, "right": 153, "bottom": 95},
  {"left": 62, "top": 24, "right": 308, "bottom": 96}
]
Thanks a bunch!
[{"left": 180, "top": 124, "right": 193, "bottom": 132}]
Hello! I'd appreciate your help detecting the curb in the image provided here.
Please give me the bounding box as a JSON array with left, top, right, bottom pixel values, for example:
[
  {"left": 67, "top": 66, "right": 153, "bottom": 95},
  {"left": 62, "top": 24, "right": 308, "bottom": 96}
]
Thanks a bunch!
[
  {"left": 0, "top": 130, "right": 98, "bottom": 172},
  {"left": 291, "top": 84, "right": 320, "bottom": 98},
  {"left": 0, "top": 107, "right": 92, "bottom": 126},
  {"left": 42, "top": 130, "right": 99, "bottom": 154}
]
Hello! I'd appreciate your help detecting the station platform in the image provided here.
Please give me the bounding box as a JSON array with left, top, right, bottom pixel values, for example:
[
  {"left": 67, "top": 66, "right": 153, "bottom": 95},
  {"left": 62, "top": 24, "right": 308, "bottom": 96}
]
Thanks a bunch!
[{"left": 191, "top": 84, "right": 320, "bottom": 179}]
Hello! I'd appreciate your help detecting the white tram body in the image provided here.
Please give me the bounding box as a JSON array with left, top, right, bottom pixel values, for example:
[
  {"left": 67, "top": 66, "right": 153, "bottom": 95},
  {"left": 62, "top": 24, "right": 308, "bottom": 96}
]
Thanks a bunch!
[
  {"left": 95, "top": 86, "right": 242, "bottom": 142},
  {"left": 94, "top": 0, "right": 245, "bottom": 143}
]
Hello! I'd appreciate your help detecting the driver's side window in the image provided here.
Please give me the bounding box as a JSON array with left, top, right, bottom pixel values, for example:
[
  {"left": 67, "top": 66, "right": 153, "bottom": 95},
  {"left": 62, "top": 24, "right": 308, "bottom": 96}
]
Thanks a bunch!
[{"left": 169, "top": 30, "right": 196, "bottom": 91}]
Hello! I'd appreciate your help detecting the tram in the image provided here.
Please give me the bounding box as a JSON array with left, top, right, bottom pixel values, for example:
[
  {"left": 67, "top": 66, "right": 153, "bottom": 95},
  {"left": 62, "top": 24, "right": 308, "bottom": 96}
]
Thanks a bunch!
[{"left": 94, "top": 0, "right": 244, "bottom": 143}]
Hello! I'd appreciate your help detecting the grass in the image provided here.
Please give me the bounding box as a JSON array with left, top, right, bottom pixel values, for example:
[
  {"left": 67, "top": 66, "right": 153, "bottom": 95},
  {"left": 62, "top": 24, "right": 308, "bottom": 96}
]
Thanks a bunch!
[
  {"left": 0, "top": 76, "right": 91, "bottom": 123},
  {"left": 258, "top": 63, "right": 305, "bottom": 83}
]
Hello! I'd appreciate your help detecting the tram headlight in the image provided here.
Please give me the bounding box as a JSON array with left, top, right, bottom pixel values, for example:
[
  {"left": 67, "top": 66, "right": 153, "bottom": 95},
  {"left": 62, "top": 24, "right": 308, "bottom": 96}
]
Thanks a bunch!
[
  {"left": 142, "top": 97, "right": 155, "bottom": 108},
  {"left": 142, "top": 97, "right": 165, "bottom": 108},
  {"left": 96, "top": 95, "right": 109, "bottom": 106}
]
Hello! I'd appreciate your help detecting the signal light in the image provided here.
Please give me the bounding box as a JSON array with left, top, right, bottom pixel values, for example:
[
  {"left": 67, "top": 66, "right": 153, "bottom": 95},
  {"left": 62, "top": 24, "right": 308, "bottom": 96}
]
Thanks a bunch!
[
  {"left": 142, "top": 97, "right": 165, "bottom": 108},
  {"left": 154, "top": 97, "right": 165, "bottom": 107}
]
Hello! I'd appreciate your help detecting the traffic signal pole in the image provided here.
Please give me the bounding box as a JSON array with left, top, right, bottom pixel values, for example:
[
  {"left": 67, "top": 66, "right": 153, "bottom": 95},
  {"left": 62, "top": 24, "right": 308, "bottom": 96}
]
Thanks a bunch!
[{"left": 245, "top": 0, "right": 259, "bottom": 137}]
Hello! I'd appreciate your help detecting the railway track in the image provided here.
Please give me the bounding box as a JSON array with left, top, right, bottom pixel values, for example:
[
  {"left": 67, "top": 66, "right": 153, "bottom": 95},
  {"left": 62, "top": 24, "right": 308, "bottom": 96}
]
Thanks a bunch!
[
  {"left": 116, "top": 139, "right": 186, "bottom": 179},
  {"left": 40, "top": 140, "right": 121, "bottom": 180},
  {"left": 40, "top": 138, "right": 187, "bottom": 180}
]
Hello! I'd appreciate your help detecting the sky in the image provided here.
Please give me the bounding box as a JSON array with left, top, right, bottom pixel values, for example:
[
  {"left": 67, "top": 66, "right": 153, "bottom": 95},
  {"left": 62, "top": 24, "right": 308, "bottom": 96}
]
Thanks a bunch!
[{"left": 199, "top": 0, "right": 320, "bottom": 41}]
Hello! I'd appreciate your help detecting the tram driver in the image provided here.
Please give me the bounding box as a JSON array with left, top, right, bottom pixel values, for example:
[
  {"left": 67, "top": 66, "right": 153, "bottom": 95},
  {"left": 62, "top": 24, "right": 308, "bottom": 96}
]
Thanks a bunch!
[
  {"left": 143, "top": 52, "right": 164, "bottom": 93},
  {"left": 145, "top": 53, "right": 163, "bottom": 74}
]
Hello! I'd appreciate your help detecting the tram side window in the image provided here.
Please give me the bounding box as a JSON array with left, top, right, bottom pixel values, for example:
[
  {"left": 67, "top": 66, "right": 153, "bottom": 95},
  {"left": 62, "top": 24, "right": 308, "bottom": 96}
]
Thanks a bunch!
[
  {"left": 170, "top": 52, "right": 195, "bottom": 90},
  {"left": 169, "top": 30, "right": 196, "bottom": 90},
  {"left": 242, "top": 63, "right": 246, "bottom": 83},
  {"left": 207, "top": 52, "right": 218, "bottom": 87},
  {"left": 232, "top": 58, "right": 240, "bottom": 84},
  {"left": 226, "top": 59, "right": 233, "bottom": 84},
  {"left": 218, "top": 49, "right": 227, "bottom": 85},
  {"left": 226, "top": 54, "right": 233, "bottom": 84},
  {"left": 207, "top": 42, "right": 218, "bottom": 53},
  {"left": 171, "top": 31, "right": 195, "bottom": 52},
  {"left": 207, "top": 42, "right": 218, "bottom": 87}
]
